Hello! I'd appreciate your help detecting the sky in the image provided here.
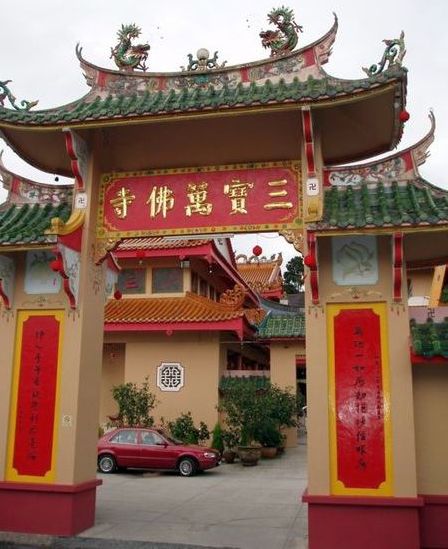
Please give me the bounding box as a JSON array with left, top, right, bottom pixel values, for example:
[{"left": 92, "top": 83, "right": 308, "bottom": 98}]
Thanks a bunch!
[{"left": 1, "top": 0, "right": 447, "bottom": 268}]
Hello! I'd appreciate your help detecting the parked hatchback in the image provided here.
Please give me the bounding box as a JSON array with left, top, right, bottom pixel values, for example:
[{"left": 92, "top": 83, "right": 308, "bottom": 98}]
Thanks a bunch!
[{"left": 97, "top": 427, "right": 220, "bottom": 477}]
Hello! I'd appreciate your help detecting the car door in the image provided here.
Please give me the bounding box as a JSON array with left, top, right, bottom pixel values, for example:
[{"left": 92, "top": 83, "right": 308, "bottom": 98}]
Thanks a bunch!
[
  {"left": 139, "top": 431, "right": 177, "bottom": 469},
  {"left": 109, "top": 429, "right": 140, "bottom": 467}
]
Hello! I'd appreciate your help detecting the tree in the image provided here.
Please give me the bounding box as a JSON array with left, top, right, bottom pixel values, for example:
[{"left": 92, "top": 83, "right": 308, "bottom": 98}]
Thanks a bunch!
[
  {"left": 283, "top": 255, "right": 304, "bottom": 294},
  {"left": 110, "top": 376, "right": 157, "bottom": 427}
]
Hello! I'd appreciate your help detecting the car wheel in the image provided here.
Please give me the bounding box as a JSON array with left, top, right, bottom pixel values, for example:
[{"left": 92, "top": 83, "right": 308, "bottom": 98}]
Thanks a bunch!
[
  {"left": 98, "top": 454, "right": 117, "bottom": 474},
  {"left": 178, "top": 457, "right": 197, "bottom": 477}
]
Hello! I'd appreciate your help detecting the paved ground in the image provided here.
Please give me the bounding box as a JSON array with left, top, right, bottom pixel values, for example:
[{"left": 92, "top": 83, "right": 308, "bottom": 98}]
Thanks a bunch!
[{"left": 0, "top": 442, "right": 308, "bottom": 549}]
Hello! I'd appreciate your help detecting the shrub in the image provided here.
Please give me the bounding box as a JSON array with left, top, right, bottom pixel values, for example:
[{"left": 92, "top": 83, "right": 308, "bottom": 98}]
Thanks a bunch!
[
  {"left": 168, "top": 412, "right": 209, "bottom": 444},
  {"left": 211, "top": 423, "right": 224, "bottom": 454},
  {"left": 110, "top": 376, "right": 157, "bottom": 427},
  {"left": 255, "top": 420, "right": 282, "bottom": 447}
]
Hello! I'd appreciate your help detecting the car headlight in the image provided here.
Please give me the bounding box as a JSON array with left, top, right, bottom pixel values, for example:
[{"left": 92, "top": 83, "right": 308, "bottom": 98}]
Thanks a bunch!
[{"left": 203, "top": 452, "right": 217, "bottom": 458}]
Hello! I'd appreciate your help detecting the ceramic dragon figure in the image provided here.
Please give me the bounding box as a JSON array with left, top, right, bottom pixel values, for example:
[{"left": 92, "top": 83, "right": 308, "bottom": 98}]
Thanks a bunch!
[
  {"left": 110, "top": 24, "right": 150, "bottom": 71},
  {"left": 260, "top": 6, "right": 303, "bottom": 57}
]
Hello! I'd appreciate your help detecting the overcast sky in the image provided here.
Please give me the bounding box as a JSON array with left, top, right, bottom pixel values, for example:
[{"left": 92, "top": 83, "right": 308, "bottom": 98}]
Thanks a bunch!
[{"left": 1, "top": 0, "right": 447, "bottom": 267}]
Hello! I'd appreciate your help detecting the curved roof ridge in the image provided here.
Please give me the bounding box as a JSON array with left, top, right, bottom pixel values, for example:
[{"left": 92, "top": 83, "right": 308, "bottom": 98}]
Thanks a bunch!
[
  {"left": 0, "top": 151, "right": 73, "bottom": 206},
  {"left": 323, "top": 111, "right": 434, "bottom": 188},
  {"left": 75, "top": 14, "right": 338, "bottom": 83}
]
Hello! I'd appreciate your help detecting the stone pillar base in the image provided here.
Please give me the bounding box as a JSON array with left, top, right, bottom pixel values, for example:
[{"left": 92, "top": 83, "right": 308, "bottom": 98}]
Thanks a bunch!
[
  {"left": 0, "top": 479, "right": 101, "bottom": 536},
  {"left": 419, "top": 494, "right": 448, "bottom": 548},
  {"left": 303, "top": 490, "right": 423, "bottom": 549}
]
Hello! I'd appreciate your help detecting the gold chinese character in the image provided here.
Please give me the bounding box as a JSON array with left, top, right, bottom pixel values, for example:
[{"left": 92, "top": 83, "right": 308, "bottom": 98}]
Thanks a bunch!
[
  {"left": 185, "top": 182, "right": 212, "bottom": 216},
  {"left": 223, "top": 180, "right": 254, "bottom": 215},
  {"left": 147, "top": 185, "right": 175, "bottom": 218},
  {"left": 264, "top": 179, "right": 293, "bottom": 210},
  {"left": 109, "top": 187, "right": 135, "bottom": 219}
]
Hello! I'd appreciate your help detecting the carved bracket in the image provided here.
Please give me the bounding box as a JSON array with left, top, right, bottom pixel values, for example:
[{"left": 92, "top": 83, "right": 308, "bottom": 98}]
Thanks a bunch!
[
  {"left": 301, "top": 108, "right": 321, "bottom": 221},
  {"left": 63, "top": 128, "right": 90, "bottom": 193},
  {"left": 51, "top": 226, "right": 83, "bottom": 310},
  {"left": 305, "top": 231, "right": 319, "bottom": 305},
  {"left": 393, "top": 232, "right": 403, "bottom": 302}
]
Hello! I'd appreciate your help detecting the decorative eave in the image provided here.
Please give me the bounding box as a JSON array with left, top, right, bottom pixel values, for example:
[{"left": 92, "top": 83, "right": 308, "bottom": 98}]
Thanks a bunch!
[
  {"left": 0, "top": 150, "right": 73, "bottom": 205},
  {"left": 236, "top": 253, "right": 283, "bottom": 298},
  {"left": 310, "top": 114, "right": 448, "bottom": 235}
]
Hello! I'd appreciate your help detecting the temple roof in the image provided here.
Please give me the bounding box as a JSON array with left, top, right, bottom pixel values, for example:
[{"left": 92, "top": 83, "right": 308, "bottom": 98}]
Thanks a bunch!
[
  {"left": 104, "top": 292, "right": 255, "bottom": 339},
  {"left": 312, "top": 114, "right": 448, "bottom": 234},
  {"left": 257, "top": 311, "right": 305, "bottom": 339},
  {"left": 236, "top": 253, "right": 283, "bottom": 298},
  {"left": 0, "top": 15, "right": 407, "bottom": 173},
  {"left": 116, "top": 237, "right": 211, "bottom": 251}
]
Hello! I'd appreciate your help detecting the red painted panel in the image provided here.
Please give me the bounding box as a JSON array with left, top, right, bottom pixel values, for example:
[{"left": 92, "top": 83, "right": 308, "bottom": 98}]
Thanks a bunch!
[
  {"left": 334, "top": 309, "right": 386, "bottom": 489},
  {"left": 13, "top": 315, "right": 60, "bottom": 477},
  {"left": 101, "top": 165, "right": 300, "bottom": 236}
]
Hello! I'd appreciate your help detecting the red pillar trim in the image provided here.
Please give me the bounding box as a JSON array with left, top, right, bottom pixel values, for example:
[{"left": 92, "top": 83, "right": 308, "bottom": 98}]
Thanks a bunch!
[
  {"left": 0, "top": 279, "right": 10, "bottom": 309},
  {"left": 419, "top": 493, "right": 448, "bottom": 549},
  {"left": 393, "top": 232, "right": 403, "bottom": 302},
  {"left": 306, "top": 231, "right": 319, "bottom": 304},
  {"left": 51, "top": 249, "right": 76, "bottom": 309},
  {"left": 302, "top": 107, "right": 316, "bottom": 177}
]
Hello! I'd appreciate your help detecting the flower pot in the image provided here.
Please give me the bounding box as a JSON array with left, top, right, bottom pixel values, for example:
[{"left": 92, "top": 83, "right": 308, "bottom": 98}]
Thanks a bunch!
[
  {"left": 260, "top": 446, "right": 277, "bottom": 459},
  {"left": 237, "top": 445, "right": 261, "bottom": 466},
  {"left": 222, "top": 449, "right": 237, "bottom": 464}
]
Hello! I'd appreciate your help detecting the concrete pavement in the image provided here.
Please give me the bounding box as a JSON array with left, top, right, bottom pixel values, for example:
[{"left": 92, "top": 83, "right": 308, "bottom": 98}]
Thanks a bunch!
[{"left": 0, "top": 442, "right": 308, "bottom": 549}]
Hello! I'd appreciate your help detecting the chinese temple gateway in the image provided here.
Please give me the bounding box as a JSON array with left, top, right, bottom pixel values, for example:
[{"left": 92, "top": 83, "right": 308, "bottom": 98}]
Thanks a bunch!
[{"left": 0, "top": 8, "right": 448, "bottom": 548}]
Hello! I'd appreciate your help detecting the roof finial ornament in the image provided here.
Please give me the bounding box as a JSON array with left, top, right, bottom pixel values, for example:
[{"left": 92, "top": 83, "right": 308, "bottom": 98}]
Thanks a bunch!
[
  {"left": 181, "top": 49, "right": 227, "bottom": 72},
  {"left": 0, "top": 80, "right": 38, "bottom": 111},
  {"left": 362, "top": 31, "right": 406, "bottom": 77},
  {"left": 259, "top": 6, "right": 303, "bottom": 57},
  {"left": 110, "top": 24, "right": 150, "bottom": 72}
]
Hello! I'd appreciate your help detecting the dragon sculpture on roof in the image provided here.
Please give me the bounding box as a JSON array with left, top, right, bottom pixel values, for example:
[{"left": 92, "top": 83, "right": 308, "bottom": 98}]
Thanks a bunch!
[
  {"left": 110, "top": 24, "right": 150, "bottom": 71},
  {"left": 260, "top": 6, "right": 303, "bottom": 57}
]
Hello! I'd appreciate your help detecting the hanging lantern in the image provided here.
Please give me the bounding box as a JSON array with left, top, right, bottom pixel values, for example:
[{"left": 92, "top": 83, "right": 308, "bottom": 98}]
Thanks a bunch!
[
  {"left": 399, "top": 110, "right": 410, "bottom": 122},
  {"left": 252, "top": 245, "right": 262, "bottom": 257},
  {"left": 304, "top": 254, "right": 316, "bottom": 269},
  {"left": 50, "top": 258, "right": 63, "bottom": 272},
  {"left": 113, "top": 289, "right": 122, "bottom": 300}
]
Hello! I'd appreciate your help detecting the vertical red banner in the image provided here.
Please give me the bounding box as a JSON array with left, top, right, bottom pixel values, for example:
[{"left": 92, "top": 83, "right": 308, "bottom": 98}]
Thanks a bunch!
[
  {"left": 334, "top": 308, "right": 386, "bottom": 489},
  {"left": 12, "top": 314, "right": 60, "bottom": 477}
]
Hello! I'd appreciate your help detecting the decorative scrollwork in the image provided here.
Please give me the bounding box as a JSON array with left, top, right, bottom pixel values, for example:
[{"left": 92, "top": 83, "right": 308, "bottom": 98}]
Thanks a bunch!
[
  {"left": 181, "top": 48, "right": 227, "bottom": 72},
  {"left": 110, "top": 24, "right": 150, "bottom": 72},
  {"left": 362, "top": 31, "right": 406, "bottom": 76},
  {"left": 219, "top": 284, "right": 246, "bottom": 308},
  {"left": 0, "top": 80, "right": 38, "bottom": 111}
]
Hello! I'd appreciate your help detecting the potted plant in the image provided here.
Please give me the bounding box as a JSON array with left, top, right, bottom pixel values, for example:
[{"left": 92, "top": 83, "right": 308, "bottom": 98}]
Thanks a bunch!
[
  {"left": 255, "top": 421, "right": 282, "bottom": 458},
  {"left": 221, "top": 429, "right": 239, "bottom": 463},
  {"left": 211, "top": 423, "right": 225, "bottom": 456},
  {"left": 167, "top": 412, "right": 209, "bottom": 445},
  {"left": 219, "top": 380, "right": 263, "bottom": 466}
]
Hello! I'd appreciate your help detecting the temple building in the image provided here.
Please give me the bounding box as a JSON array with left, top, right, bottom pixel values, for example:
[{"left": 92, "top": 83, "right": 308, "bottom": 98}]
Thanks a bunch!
[{"left": 0, "top": 7, "right": 448, "bottom": 548}]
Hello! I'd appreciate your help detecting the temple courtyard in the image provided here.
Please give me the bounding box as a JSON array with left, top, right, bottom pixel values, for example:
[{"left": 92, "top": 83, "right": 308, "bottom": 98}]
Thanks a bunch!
[{"left": 0, "top": 443, "right": 307, "bottom": 549}]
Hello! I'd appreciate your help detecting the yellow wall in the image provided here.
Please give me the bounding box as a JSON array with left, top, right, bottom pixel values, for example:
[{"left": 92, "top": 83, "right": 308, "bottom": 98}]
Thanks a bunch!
[
  {"left": 413, "top": 364, "right": 448, "bottom": 494},
  {"left": 103, "top": 332, "right": 221, "bottom": 432},
  {"left": 100, "top": 344, "right": 125, "bottom": 426}
]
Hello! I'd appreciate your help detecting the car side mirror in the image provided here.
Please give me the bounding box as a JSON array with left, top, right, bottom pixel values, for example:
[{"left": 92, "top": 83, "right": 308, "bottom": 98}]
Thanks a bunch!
[{"left": 156, "top": 441, "right": 168, "bottom": 447}]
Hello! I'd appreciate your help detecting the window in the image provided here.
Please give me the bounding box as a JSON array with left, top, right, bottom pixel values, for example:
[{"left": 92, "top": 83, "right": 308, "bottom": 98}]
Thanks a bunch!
[
  {"left": 141, "top": 431, "right": 164, "bottom": 446},
  {"left": 110, "top": 430, "right": 138, "bottom": 444},
  {"left": 191, "top": 271, "right": 199, "bottom": 294},
  {"left": 117, "top": 269, "right": 146, "bottom": 294},
  {"left": 157, "top": 362, "right": 185, "bottom": 392},
  {"left": 152, "top": 267, "right": 183, "bottom": 293},
  {"left": 199, "top": 278, "right": 208, "bottom": 297}
]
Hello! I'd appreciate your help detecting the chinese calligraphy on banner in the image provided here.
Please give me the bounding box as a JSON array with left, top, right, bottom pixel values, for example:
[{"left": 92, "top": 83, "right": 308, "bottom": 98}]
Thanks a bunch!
[
  {"left": 97, "top": 162, "right": 301, "bottom": 238},
  {"left": 328, "top": 304, "right": 392, "bottom": 496},
  {"left": 6, "top": 311, "right": 63, "bottom": 481}
]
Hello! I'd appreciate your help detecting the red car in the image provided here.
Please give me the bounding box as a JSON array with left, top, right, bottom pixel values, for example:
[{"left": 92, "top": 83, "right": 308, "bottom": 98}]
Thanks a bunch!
[{"left": 97, "top": 427, "right": 220, "bottom": 477}]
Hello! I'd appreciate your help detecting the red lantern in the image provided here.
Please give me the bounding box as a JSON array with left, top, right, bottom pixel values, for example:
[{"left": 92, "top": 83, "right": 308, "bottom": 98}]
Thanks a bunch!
[
  {"left": 253, "top": 245, "right": 262, "bottom": 257},
  {"left": 50, "top": 259, "right": 63, "bottom": 272},
  {"left": 399, "top": 110, "right": 410, "bottom": 122},
  {"left": 113, "top": 290, "right": 122, "bottom": 300},
  {"left": 304, "top": 254, "right": 316, "bottom": 269}
]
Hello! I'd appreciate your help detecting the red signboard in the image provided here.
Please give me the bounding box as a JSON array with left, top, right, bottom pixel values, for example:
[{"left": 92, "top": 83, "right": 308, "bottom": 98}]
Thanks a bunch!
[
  {"left": 97, "top": 162, "right": 301, "bottom": 238},
  {"left": 334, "top": 308, "right": 386, "bottom": 489},
  {"left": 12, "top": 315, "right": 60, "bottom": 477}
]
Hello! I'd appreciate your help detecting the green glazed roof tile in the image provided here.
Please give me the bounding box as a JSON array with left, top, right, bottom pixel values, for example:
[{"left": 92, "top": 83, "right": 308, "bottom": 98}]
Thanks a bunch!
[
  {"left": 0, "top": 202, "right": 71, "bottom": 245},
  {"left": 0, "top": 66, "right": 405, "bottom": 126},
  {"left": 257, "top": 312, "right": 305, "bottom": 339},
  {"left": 410, "top": 318, "right": 448, "bottom": 359},
  {"left": 317, "top": 178, "right": 448, "bottom": 231}
]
